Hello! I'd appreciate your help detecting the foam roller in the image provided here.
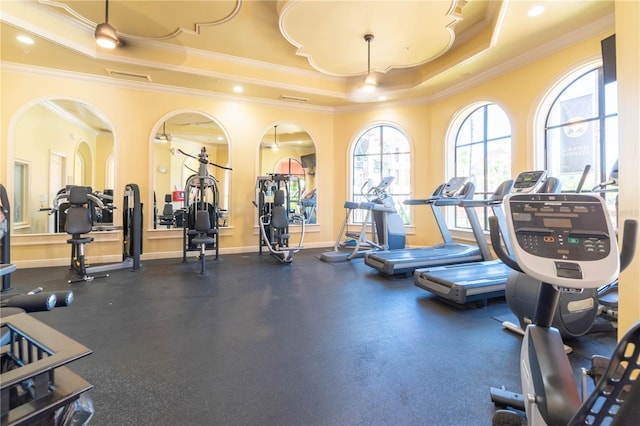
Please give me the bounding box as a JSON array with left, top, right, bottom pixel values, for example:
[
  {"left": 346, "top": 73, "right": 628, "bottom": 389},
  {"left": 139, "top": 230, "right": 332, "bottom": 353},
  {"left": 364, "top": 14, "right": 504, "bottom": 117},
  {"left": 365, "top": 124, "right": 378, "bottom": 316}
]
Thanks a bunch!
[{"left": 3, "top": 293, "right": 57, "bottom": 312}]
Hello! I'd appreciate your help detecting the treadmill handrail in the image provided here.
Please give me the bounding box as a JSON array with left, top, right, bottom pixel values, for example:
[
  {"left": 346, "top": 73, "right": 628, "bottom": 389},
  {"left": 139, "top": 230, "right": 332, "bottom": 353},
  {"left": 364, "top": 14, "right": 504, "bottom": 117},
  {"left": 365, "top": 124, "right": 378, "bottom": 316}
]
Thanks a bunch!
[
  {"left": 403, "top": 198, "right": 438, "bottom": 205},
  {"left": 460, "top": 180, "right": 515, "bottom": 207}
]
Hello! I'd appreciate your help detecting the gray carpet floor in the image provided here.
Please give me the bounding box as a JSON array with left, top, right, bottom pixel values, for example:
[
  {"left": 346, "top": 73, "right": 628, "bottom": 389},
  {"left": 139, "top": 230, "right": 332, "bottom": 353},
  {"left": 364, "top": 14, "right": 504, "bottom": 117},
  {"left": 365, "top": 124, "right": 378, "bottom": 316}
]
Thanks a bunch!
[{"left": 4, "top": 248, "right": 617, "bottom": 425}]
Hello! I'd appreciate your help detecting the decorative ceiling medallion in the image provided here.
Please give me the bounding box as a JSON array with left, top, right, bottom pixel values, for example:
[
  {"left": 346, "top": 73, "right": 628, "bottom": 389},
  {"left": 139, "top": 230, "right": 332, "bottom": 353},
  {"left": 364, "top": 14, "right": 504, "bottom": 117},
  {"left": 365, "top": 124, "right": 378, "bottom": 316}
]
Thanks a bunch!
[
  {"left": 278, "top": 0, "right": 466, "bottom": 76},
  {"left": 40, "top": 0, "right": 242, "bottom": 40}
]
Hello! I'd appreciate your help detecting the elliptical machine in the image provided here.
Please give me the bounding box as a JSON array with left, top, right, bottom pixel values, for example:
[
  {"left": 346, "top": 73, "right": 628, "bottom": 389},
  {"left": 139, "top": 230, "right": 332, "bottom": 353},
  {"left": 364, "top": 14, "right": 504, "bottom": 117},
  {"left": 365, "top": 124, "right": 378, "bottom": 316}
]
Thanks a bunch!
[
  {"left": 503, "top": 165, "right": 620, "bottom": 339},
  {"left": 321, "top": 176, "right": 405, "bottom": 262},
  {"left": 489, "top": 192, "right": 638, "bottom": 425}
]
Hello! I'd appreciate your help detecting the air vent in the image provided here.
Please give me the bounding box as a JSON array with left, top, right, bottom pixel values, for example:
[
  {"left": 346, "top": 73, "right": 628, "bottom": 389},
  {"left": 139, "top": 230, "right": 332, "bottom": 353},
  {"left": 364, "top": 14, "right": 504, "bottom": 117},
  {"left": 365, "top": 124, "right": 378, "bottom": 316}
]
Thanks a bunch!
[
  {"left": 280, "top": 95, "right": 308, "bottom": 103},
  {"left": 106, "top": 69, "right": 152, "bottom": 82}
]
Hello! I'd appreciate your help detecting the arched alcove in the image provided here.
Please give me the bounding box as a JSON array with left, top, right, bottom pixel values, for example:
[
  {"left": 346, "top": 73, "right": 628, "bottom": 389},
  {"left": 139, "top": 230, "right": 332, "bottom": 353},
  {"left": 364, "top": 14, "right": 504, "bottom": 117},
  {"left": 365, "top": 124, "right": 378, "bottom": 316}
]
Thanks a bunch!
[
  {"left": 259, "top": 122, "right": 317, "bottom": 224},
  {"left": 151, "top": 111, "right": 231, "bottom": 229},
  {"left": 9, "top": 98, "right": 114, "bottom": 234}
]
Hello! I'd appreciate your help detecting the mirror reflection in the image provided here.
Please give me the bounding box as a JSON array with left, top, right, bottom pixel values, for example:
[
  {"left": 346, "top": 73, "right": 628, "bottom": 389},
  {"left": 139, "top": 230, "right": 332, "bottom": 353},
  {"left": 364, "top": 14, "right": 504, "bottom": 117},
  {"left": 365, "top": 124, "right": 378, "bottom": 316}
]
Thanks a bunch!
[
  {"left": 152, "top": 112, "right": 230, "bottom": 229},
  {"left": 12, "top": 99, "right": 114, "bottom": 234},
  {"left": 259, "top": 123, "right": 316, "bottom": 224}
]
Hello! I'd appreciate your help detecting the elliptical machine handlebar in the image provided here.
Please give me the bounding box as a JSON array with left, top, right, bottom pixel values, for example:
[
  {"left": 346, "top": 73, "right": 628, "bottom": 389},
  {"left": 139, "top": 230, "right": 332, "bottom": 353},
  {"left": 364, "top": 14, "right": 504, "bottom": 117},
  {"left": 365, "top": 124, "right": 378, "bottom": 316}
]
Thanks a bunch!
[
  {"left": 361, "top": 176, "right": 394, "bottom": 201},
  {"left": 619, "top": 219, "right": 638, "bottom": 272},
  {"left": 488, "top": 215, "right": 522, "bottom": 273}
]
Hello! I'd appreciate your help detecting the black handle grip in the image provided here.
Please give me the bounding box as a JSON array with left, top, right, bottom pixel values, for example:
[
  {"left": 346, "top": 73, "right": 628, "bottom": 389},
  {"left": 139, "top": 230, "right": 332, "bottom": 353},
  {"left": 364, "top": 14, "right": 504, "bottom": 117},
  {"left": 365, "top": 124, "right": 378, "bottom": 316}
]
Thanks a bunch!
[
  {"left": 620, "top": 220, "right": 638, "bottom": 273},
  {"left": 489, "top": 216, "right": 522, "bottom": 273}
]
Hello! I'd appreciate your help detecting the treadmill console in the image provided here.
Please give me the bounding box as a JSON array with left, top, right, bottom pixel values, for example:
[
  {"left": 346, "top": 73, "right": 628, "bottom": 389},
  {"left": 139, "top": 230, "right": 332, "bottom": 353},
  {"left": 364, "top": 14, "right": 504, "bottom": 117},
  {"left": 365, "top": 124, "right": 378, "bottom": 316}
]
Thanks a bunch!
[
  {"left": 442, "top": 177, "right": 468, "bottom": 197},
  {"left": 504, "top": 193, "right": 619, "bottom": 289},
  {"left": 373, "top": 176, "right": 395, "bottom": 192},
  {"left": 512, "top": 170, "right": 547, "bottom": 193}
]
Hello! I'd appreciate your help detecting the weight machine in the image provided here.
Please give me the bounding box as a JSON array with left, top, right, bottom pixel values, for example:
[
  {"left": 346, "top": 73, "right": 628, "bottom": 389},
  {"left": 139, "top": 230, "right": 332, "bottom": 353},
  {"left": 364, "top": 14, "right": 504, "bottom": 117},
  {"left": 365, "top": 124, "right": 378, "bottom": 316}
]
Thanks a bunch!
[
  {"left": 180, "top": 147, "right": 232, "bottom": 274},
  {"left": 254, "top": 174, "right": 305, "bottom": 264},
  {"left": 63, "top": 184, "right": 142, "bottom": 283},
  {"left": 40, "top": 186, "right": 115, "bottom": 233}
]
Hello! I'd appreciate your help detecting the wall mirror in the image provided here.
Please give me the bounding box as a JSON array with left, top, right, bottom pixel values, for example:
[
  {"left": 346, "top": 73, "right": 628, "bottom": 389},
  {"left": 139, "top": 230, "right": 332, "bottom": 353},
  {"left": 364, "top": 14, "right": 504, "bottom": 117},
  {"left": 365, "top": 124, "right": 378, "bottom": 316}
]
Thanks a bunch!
[
  {"left": 11, "top": 98, "right": 115, "bottom": 235},
  {"left": 259, "top": 123, "right": 317, "bottom": 224},
  {"left": 152, "top": 111, "right": 230, "bottom": 229}
]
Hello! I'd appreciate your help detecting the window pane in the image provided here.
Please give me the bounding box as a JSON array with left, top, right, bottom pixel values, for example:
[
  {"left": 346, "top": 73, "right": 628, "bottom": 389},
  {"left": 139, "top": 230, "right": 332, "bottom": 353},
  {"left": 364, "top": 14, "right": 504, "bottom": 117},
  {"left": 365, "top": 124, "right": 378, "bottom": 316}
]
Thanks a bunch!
[
  {"left": 13, "top": 162, "right": 27, "bottom": 224},
  {"left": 604, "top": 81, "right": 618, "bottom": 116},
  {"left": 547, "top": 70, "right": 598, "bottom": 127},
  {"left": 453, "top": 103, "right": 512, "bottom": 230},
  {"left": 486, "top": 138, "right": 512, "bottom": 192},
  {"left": 544, "top": 66, "right": 618, "bottom": 226},
  {"left": 455, "top": 145, "right": 471, "bottom": 178},
  {"left": 382, "top": 126, "right": 410, "bottom": 153},
  {"left": 487, "top": 104, "right": 511, "bottom": 140},
  {"left": 354, "top": 128, "right": 380, "bottom": 156},
  {"left": 457, "top": 107, "right": 484, "bottom": 145}
]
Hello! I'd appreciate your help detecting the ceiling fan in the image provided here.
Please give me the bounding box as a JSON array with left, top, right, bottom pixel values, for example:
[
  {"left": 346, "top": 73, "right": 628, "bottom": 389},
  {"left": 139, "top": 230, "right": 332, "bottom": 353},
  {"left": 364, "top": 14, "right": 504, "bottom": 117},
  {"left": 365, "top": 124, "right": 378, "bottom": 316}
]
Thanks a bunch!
[{"left": 94, "top": 0, "right": 121, "bottom": 48}]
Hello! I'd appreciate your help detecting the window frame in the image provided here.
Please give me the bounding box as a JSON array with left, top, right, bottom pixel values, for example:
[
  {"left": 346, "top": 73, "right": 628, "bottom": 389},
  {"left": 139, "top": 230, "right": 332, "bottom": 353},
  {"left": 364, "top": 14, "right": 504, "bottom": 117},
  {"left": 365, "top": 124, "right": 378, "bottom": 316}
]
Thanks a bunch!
[
  {"left": 349, "top": 123, "right": 412, "bottom": 225},
  {"left": 536, "top": 62, "right": 618, "bottom": 226},
  {"left": 447, "top": 102, "right": 512, "bottom": 232},
  {"left": 13, "top": 159, "right": 30, "bottom": 229}
]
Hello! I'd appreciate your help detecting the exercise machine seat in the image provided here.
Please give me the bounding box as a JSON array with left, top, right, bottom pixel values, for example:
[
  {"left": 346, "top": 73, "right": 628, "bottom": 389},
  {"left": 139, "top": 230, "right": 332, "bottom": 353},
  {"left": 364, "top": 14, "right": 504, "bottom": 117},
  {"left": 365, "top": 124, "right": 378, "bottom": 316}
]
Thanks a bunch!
[{"left": 190, "top": 210, "right": 216, "bottom": 275}]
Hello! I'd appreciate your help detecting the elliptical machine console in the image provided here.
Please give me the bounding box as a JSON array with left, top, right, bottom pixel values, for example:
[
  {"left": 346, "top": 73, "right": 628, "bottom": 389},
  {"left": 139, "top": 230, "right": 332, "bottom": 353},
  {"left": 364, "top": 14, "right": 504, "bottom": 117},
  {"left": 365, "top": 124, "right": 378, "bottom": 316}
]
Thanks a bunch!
[{"left": 505, "top": 193, "right": 618, "bottom": 289}]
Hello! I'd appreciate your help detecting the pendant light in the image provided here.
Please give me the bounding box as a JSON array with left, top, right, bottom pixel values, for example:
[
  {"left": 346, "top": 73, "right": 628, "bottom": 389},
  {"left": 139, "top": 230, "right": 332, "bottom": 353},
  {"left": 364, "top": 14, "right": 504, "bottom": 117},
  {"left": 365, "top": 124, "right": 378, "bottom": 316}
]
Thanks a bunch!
[
  {"left": 95, "top": 0, "right": 120, "bottom": 49},
  {"left": 363, "top": 34, "right": 377, "bottom": 92},
  {"left": 272, "top": 125, "right": 279, "bottom": 151},
  {"left": 155, "top": 122, "right": 171, "bottom": 143}
]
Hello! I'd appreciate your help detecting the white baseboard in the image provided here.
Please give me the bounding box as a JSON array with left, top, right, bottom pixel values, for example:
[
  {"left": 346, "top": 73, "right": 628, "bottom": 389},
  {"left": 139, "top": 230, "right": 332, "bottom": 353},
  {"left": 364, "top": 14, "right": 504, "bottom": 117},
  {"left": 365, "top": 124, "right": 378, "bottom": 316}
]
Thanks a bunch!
[{"left": 12, "top": 241, "right": 336, "bottom": 268}]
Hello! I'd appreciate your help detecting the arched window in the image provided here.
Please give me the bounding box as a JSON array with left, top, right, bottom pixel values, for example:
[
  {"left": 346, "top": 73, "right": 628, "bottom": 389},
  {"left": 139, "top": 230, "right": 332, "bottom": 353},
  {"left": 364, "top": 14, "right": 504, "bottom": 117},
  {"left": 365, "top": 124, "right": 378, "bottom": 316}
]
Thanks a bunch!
[
  {"left": 452, "top": 103, "right": 512, "bottom": 229},
  {"left": 542, "top": 67, "right": 618, "bottom": 224},
  {"left": 351, "top": 125, "right": 411, "bottom": 224}
]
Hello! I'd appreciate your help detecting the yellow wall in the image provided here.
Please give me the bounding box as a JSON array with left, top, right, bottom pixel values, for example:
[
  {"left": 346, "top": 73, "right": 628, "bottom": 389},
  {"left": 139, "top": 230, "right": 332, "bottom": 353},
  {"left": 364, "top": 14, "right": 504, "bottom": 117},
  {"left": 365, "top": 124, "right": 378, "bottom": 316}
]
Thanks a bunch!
[
  {"left": 1, "top": 16, "right": 638, "bottom": 332},
  {"left": 1, "top": 71, "right": 335, "bottom": 263},
  {"left": 615, "top": 0, "right": 640, "bottom": 335}
]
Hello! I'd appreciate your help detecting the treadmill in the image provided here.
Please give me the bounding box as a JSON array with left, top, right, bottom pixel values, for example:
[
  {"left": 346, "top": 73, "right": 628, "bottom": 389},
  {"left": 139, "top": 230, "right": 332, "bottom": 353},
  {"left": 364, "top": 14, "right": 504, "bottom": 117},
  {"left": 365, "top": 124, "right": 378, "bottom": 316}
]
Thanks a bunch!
[
  {"left": 363, "top": 177, "right": 492, "bottom": 276},
  {"left": 413, "top": 171, "right": 552, "bottom": 304}
]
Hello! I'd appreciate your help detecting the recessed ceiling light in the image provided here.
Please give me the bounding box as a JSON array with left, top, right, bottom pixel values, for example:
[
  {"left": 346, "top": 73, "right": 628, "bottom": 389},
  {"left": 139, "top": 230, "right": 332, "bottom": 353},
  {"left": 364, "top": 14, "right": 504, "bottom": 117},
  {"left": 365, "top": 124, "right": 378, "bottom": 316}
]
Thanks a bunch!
[
  {"left": 16, "top": 35, "right": 34, "bottom": 45},
  {"left": 528, "top": 5, "right": 545, "bottom": 17},
  {"left": 233, "top": 85, "right": 243, "bottom": 93},
  {"left": 378, "top": 95, "right": 388, "bottom": 101}
]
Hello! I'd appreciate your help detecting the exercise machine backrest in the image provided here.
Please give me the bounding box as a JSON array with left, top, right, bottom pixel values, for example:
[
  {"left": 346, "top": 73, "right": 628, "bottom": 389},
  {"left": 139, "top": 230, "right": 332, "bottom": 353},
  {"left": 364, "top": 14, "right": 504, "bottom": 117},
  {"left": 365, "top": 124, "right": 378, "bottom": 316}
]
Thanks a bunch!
[
  {"left": 65, "top": 186, "right": 93, "bottom": 237},
  {"left": 163, "top": 194, "right": 174, "bottom": 217},
  {"left": 271, "top": 190, "right": 290, "bottom": 230},
  {"left": 195, "top": 210, "right": 212, "bottom": 233}
]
